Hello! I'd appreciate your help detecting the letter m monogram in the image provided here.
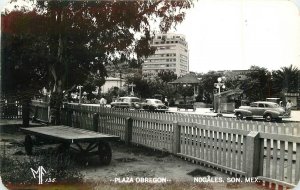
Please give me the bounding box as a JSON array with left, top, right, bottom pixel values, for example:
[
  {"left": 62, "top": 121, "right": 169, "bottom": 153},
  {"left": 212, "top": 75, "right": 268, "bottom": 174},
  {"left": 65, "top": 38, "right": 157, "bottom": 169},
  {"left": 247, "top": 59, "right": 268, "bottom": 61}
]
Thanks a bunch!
[{"left": 31, "top": 166, "right": 46, "bottom": 184}]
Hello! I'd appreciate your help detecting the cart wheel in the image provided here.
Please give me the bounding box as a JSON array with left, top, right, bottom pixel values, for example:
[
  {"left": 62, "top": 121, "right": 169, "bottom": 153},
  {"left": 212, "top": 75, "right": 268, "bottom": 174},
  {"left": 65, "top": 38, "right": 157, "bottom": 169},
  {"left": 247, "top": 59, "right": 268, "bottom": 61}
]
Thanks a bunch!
[
  {"left": 24, "top": 135, "right": 33, "bottom": 155},
  {"left": 98, "top": 141, "right": 112, "bottom": 165},
  {"left": 57, "top": 143, "right": 70, "bottom": 154}
]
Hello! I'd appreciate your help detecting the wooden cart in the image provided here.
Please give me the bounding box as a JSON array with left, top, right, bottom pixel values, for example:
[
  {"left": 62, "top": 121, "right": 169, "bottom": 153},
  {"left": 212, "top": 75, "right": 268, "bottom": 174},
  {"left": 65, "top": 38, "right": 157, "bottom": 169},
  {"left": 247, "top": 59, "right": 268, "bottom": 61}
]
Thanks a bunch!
[{"left": 21, "top": 125, "right": 120, "bottom": 165}]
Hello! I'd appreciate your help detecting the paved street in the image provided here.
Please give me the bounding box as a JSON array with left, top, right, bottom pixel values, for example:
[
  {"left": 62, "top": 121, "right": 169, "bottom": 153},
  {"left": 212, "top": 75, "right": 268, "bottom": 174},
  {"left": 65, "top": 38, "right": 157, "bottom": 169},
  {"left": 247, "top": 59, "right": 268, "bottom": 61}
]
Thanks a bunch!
[
  {"left": 69, "top": 103, "right": 300, "bottom": 122},
  {"left": 168, "top": 107, "right": 300, "bottom": 122}
]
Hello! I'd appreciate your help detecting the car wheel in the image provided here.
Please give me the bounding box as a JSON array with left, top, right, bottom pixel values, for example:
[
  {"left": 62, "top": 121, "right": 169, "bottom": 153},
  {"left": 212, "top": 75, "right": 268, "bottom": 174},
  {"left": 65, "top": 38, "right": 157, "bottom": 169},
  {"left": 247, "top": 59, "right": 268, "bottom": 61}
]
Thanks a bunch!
[
  {"left": 133, "top": 103, "right": 140, "bottom": 109},
  {"left": 264, "top": 114, "right": 272, "bottom": 122},
  {"left": 236, "top": 112, "right": 243, "bottom": 120}
]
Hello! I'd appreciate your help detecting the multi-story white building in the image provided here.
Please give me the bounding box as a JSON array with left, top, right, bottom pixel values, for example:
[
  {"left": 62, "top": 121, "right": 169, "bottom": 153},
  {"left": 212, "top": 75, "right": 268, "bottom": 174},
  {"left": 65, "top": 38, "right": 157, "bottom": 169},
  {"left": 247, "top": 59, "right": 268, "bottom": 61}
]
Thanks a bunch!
[{"left": 142, "top": 33, "right": 189, "bottom": 78}]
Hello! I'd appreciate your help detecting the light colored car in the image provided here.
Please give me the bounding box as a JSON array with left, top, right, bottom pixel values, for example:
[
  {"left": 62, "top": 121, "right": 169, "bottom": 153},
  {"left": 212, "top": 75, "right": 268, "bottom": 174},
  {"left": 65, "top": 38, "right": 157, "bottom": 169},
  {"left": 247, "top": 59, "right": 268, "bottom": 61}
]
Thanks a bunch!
[
  {"left": 141, "top": 99, "right": 169, "bottom": 112},
  {"left": 110, "top": 97, "right": 141, "bottom": 109},
  {"left": 234, "top": 101, "right": 288, "bottom": 122}
]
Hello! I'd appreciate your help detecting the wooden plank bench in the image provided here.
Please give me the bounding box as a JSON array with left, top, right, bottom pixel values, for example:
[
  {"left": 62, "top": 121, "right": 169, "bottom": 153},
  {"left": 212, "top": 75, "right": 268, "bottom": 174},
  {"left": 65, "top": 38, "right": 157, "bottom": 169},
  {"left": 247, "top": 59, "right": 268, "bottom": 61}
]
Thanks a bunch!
[{"left": 21, "top": 125, "right": 120, "bottom": 165}]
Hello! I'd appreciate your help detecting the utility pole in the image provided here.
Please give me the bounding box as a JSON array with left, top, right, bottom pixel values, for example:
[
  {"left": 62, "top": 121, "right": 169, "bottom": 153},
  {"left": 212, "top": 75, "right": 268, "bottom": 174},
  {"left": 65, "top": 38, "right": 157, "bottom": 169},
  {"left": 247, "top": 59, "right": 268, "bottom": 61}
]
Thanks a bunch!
[{"left": 214, "top": 77, "right": 226, "bottom": 116}]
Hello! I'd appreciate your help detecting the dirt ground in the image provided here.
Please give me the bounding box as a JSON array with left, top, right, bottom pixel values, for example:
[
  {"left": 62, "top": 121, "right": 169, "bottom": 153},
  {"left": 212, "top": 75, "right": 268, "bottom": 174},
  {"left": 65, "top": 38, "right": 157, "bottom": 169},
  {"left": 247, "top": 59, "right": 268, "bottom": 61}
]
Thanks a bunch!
[{"left": 0, "top": 129, "right": 266, "bottom": 190}]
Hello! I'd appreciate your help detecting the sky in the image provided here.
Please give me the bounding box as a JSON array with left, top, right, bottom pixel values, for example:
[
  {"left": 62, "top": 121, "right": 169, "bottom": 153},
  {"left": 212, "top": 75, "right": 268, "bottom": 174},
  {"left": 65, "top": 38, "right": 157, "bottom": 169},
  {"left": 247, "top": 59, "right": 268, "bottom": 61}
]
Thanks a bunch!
[
  {"left": 1, "top": 0, "right": 300, "bottom": 73},
  {"left": 173, "top": 0, "right": 300, "bottom": 73}
]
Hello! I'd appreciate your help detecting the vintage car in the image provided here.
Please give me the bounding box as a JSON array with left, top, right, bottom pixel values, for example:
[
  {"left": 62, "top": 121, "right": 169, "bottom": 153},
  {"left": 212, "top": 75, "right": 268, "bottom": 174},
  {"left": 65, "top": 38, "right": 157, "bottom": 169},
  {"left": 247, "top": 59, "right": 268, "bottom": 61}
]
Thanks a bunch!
[
  {"left": 234, "top": 101, "right": 288, "bottom": 122},
  {"left": 110, "top": 97, "right": 141, "bottom": 109},
  {"left": 140, "top": 99, "right": 169, "bottom": 112}
]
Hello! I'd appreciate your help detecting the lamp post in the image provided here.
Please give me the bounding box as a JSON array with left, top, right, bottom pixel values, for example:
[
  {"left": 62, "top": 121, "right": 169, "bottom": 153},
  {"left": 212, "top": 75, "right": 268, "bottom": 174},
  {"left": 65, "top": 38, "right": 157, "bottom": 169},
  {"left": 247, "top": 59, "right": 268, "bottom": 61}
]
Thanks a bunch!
[
  {"left": 77, "top": 85, "right": 83, "bottom": 104},
  {"left": 128, "top": 83, "right": 136, "bottom": 96},
  {"left": 214, "top": 77, "right": 226, "bottom": 116}
]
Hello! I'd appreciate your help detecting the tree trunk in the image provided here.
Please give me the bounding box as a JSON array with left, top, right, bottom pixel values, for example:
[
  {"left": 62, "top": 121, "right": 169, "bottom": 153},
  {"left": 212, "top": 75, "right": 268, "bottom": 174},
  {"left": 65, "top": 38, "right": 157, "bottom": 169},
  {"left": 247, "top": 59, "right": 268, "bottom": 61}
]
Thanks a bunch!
[
  {"left": 22, "top": 98, "right": 30, "bottom": 128},
  {"left": 49, "top": 90, "right": 63, "bottom": 125},
  {"left": 49, "top": 9, "right": 64, "bottom": 125}
]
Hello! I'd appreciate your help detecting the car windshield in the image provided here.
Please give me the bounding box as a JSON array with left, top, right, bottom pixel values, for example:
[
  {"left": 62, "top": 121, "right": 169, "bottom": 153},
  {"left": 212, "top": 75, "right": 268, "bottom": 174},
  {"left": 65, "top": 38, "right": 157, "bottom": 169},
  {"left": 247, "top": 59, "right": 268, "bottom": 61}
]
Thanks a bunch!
[
  {"left": 122, "top": 98, "right": 129, "bottom": 103},
  {"left": 131, "top": 98, "right": 140, "bottom": 102}
]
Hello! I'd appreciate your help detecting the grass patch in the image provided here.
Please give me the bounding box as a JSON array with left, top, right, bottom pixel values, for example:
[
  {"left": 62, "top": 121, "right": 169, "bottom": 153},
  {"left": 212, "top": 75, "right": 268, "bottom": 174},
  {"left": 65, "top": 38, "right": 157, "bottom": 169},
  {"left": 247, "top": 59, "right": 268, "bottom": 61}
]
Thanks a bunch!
[{"left": 0, "top": 152, "right": 83, "bottom": 186}]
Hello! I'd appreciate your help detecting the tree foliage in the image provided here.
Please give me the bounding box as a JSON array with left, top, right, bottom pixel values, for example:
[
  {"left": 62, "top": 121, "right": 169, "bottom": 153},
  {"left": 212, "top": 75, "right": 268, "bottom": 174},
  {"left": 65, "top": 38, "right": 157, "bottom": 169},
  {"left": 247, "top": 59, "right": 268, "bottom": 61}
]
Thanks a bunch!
[
  {"left": 176, "top": 84, "right": 194, "bottom": 103},
  {"left": 2, "top": 0, "right": 192, "bottom": 123},
  {"left": 157, "top": 70, "right": 177, "bottom": 83},
  {"left": 198, "top": 71, "right": 222, "bottom": 103},
  {"left": 126, "top": 72, "right": 152, "bottom": 98},
  {"left": 241, "top": 66, "right": 269, "bottom": 101},
  {"left": 2, "top": 0, "right": 192, "bottom": 96},
  {"left": 272, "top": 65, "right": 299, "bottom": 96},
  {"left": 1, "top": 11, "right": 49, "bottom": 100}
]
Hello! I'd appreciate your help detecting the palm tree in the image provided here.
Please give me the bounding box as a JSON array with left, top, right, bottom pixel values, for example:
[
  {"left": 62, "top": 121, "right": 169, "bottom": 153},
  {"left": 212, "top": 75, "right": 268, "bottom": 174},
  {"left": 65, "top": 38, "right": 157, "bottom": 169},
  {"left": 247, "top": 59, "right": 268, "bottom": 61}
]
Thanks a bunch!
[{"left": 272, "top": 65, "right": 299, "bottom": 96}]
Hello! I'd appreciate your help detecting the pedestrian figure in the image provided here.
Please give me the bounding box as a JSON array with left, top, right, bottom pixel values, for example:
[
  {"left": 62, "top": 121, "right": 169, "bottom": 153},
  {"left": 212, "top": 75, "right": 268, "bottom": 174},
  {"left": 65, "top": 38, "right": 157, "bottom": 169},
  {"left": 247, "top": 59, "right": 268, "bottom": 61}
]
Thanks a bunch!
[
  {"left": 164, "top": 96, "right": 169, "bottom": 106},
  {"left": 99, "top": 96, "right": 107, "bottom": 107},
  {"left": 286, "top": 100, "right": 293, "bottom": 116}
]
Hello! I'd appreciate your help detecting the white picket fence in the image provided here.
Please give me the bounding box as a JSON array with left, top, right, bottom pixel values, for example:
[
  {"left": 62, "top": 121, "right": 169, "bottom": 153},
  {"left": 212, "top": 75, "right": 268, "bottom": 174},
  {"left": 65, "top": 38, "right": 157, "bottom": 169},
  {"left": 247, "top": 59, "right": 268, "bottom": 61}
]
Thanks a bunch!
[{"left": 40, "top": 103, "right": 300, "bottom": 189}]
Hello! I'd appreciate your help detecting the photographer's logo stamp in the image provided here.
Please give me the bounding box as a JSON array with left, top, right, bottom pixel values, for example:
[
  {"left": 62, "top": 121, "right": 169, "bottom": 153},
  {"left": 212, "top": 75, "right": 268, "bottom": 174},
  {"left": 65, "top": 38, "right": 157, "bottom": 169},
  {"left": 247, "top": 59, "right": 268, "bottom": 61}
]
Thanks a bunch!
[{"left": 30, "top": 166, "right": 46, "bottom": 184}]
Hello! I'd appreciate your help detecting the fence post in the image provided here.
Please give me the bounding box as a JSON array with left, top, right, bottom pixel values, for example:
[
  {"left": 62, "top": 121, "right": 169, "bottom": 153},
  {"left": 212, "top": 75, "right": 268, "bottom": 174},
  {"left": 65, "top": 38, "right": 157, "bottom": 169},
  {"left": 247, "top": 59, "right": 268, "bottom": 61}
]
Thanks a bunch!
[
  {"left": 66, "top": 109, "right": 72, "bottom": 127},
  {"left": 172, "top": 121, "right": 181, "bottom": 154},
  {"left": 245, "top": 131, "right": 262, "bottom": 177},
  {"left": 22, "top": 100, "right": 30, "bottom": 128},
  {"left": 47, "top": 104, "right": 51, "bottom": 123},
  {"left": 93, "top": 113, "right": 99, "bottom": 132},
  {"left": 125, "top": 117, "right": 133, "bottom": 145}
]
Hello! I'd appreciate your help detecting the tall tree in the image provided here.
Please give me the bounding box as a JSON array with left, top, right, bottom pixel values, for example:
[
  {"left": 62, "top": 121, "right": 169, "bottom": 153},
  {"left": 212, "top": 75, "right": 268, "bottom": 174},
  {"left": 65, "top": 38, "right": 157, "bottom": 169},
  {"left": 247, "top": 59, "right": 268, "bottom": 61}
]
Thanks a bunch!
[
  {"left": 1, "top": 11, "right": 49, "bottom": 101},
  {"left": 199, "top": 71, "right": 222, "bottom": 103},
  {"left": 2, "top": 0, "right": 193, "bottom": 123},
  {"left": 272, "top": 65, "right": 299, "bottom": 96},
  {"left": 126, "top": 72, "right": 152, "bottom": 98},
  {"left": 241, "top": 66, "right": 269, "bottom": 102}
]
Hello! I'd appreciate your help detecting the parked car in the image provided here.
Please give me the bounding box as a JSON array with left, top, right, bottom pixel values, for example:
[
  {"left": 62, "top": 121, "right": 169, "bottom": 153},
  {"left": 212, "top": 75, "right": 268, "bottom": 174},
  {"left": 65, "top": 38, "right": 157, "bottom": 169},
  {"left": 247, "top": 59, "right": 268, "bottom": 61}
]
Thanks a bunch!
[
  {"left": 140, "top": 99, "right": 169, "bottom": 112},
  {"left": 234, "top": 101, "right": 288, "bottom": 122},
  {"left": 110, "top": 97, "right": 141, "bottom": 109}
]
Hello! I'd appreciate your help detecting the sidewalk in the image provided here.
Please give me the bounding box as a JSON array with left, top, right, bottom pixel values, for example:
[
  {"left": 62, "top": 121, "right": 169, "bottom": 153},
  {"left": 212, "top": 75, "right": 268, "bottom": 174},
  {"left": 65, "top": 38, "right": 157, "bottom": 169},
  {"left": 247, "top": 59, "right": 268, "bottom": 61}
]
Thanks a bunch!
[{"left": 168, "top": 107, "right": 300, "bottom": 122}]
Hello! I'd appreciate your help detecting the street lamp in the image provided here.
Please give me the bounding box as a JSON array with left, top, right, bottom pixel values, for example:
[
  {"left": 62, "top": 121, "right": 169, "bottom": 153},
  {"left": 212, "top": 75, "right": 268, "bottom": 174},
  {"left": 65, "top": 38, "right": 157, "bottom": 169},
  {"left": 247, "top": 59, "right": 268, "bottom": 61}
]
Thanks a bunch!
[
  {"left": 214, "top": 77, "right": 226, "bottom": 116},
  {"left": 128, "top": 83, "right": 136, "bottom": 96}
]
